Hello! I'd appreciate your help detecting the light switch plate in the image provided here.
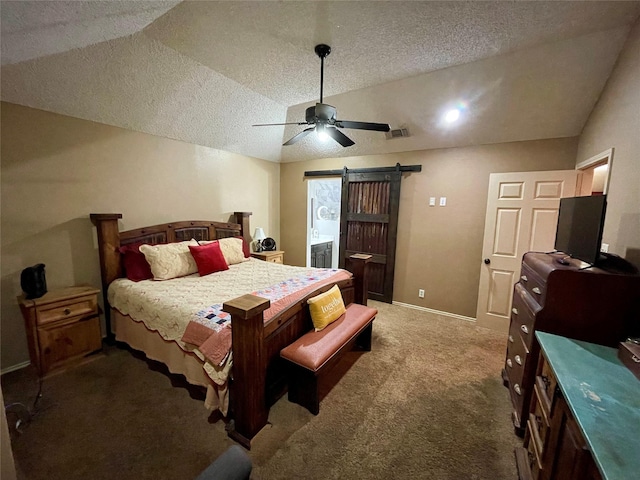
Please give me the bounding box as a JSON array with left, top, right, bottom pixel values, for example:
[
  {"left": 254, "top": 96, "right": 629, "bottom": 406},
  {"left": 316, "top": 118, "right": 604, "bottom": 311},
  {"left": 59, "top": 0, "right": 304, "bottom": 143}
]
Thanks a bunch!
[
  {"left": 429, "top": 197, "right": 436, "bottom": 206},
  {"left": 439, "top": 197, "right": 447, "bottom": 206}
]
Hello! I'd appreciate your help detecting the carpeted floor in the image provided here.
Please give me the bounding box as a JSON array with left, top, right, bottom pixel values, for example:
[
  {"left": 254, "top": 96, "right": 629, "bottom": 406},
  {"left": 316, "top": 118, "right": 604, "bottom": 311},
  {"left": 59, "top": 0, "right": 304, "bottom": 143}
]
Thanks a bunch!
[{"left": 2, "top": 301, "right": 521, "bottom": 479}]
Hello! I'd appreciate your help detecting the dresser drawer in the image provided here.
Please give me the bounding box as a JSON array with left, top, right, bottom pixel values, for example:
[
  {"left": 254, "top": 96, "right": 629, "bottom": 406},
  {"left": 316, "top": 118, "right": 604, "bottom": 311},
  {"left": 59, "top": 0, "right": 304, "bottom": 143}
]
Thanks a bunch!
[
  {"left": 506, "top": 334, "right": 527, "bottom": 416},
  {"left": 519, "top": 263, "right": 547, "bottom": 305},
  {"left": 531, "top": 383, "right": 551, "bottom": 448},
  {"left": 526, "top": 413, "right": 544, "bottom": 478},
  {"left": 511, "top": 284, "right": 539, "bottom": 349},
  {"left": 36, "top": 295, "right": 98, "bottom": 326},
  {"left": 506, "top": 321, "right": 528, "bottom": 385},
  {"left": 536, "top": 356, "right": 558, "bottom": 414},
  {"left": 508, "top": 375, "right": 526, "bottom": 424}
]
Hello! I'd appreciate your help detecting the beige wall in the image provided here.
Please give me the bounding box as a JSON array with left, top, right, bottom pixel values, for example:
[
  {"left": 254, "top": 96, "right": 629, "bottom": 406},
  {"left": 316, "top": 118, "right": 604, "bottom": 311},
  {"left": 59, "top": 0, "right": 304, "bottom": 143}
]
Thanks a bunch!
[
  {"left": 0, "top": 102, "right": 280, "bottom": 370},
  {"left": 280, "top": 138, "right": 578, "bottom": 317},
  {"left": 576, "top": 18, "right": 640, "bottom": 267}
]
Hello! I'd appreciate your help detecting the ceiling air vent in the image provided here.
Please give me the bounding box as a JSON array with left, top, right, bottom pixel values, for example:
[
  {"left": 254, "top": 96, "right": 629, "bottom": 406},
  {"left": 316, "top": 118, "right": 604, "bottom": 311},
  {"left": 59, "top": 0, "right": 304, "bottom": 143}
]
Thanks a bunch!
[{"left": 386, "top": 128, "right": 409, "bottom": 140}]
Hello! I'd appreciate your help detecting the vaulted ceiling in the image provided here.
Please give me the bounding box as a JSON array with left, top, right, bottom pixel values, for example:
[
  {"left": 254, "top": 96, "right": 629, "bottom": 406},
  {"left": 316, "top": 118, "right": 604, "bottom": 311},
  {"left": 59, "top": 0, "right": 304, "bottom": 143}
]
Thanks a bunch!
[{"left": 2, "top": 1, "right": 639, "bottom": 162}]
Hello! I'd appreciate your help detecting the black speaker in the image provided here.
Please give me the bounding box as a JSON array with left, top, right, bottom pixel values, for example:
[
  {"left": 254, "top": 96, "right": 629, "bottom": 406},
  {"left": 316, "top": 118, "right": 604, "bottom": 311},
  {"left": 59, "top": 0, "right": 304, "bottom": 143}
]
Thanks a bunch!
[{"left": 20, "top": 263, "right": 47, "bottom": 299}]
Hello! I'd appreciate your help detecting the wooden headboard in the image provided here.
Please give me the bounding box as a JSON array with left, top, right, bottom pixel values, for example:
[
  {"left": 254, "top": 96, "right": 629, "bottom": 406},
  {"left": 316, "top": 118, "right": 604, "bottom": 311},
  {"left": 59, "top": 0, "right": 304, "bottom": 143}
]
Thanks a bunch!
[{"left": 89, "top": 212, "right": 252, "bottom": 337}]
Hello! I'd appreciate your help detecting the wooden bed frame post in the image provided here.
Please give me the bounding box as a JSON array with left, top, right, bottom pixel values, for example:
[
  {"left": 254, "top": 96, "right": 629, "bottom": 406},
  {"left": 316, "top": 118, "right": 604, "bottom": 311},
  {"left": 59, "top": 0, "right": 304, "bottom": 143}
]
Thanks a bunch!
[
  {"left": 222, "top": 294, "right": 271, "bottom": 449},
  {"left": 348, "top": 253, "right": 373, "bottom": 306},
  {"left": 90, "top": 213, "right": 123, "bottom": 341},
  {"left": 233, "top": 212, "right": 253, "bottom": 247}
]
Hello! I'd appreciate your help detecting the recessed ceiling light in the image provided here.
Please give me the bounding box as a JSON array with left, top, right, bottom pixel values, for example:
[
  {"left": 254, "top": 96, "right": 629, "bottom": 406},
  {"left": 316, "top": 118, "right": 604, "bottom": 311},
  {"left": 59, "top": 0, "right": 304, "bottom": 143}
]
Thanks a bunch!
[{"left": 444, "top": 108, "right": 460, "bottom": 123}]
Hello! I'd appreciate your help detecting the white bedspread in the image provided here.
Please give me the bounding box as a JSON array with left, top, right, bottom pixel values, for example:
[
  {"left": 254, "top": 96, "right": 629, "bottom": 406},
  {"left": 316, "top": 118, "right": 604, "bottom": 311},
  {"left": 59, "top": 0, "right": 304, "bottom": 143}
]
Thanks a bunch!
[{"left": 108, "top": 258, "right": 340, "bottom": 343}]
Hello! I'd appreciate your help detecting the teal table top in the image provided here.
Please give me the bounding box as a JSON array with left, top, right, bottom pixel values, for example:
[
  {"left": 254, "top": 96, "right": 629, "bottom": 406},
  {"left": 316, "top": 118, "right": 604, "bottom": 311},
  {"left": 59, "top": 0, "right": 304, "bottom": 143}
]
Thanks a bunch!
[{"left": 536, "top": 332, "right": 640, "bottom": 480}]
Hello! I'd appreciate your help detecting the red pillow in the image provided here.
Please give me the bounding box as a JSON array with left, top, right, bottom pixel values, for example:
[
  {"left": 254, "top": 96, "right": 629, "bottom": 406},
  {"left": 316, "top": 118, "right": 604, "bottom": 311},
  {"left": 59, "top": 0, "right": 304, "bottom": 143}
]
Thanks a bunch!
[
  {"left": 235, "top": 236, "right": 250, "bottom": 258},
  {"left": 189, "top": 241, "right": 229, "bottom": 276},
  {"left": 119, "top": 243, "right": 153, "bottom": 282}
]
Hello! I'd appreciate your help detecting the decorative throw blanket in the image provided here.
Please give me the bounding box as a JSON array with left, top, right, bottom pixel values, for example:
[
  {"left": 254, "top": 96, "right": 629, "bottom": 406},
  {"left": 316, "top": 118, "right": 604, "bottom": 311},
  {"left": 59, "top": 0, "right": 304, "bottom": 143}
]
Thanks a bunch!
[{"left": 181, "top": 268, "right": 351, "bottom": 364}]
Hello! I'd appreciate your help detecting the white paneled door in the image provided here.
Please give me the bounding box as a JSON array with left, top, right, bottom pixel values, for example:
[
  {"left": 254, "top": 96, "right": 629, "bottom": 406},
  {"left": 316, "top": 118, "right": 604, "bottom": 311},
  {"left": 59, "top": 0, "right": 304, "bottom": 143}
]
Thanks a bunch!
[{"left": 476, "top": 170, "right": 579, "bottom": 332}]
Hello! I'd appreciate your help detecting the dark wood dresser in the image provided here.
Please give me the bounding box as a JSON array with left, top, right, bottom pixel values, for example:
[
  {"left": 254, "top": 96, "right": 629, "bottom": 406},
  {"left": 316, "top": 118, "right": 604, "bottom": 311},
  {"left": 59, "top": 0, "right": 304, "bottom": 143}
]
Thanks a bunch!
[
  {"left": 503, "top": 251, "right": 640, "bottom": 435},
  {"left": 517, "top": 332, "right": 640, "bottom": 480}
]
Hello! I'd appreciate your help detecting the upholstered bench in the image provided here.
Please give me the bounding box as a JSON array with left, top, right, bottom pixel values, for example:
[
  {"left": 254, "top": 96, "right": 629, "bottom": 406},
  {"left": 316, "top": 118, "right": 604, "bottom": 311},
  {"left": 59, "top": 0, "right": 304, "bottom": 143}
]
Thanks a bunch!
[{"left": 280, "top": 303, "right": 377, "bottom": 414}]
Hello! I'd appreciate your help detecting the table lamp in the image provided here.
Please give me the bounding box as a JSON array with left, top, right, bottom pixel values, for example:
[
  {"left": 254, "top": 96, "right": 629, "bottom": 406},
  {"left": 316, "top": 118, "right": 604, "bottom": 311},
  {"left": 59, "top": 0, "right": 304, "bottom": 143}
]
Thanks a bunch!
[{"left": 254, "top": 227, "right": 266, "bottom": 252}]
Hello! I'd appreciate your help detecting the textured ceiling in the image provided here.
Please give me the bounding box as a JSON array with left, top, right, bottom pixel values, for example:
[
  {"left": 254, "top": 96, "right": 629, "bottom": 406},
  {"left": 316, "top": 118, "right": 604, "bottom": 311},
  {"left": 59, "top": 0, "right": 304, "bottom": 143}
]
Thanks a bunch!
[{"left": 2, "top": 1, "right": 640, "bottom": 162}]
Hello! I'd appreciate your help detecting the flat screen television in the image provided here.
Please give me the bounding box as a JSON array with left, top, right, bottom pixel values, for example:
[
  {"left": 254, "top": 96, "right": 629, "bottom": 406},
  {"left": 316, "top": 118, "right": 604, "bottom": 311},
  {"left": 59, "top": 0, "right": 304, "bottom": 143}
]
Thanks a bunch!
[{"left": 554, "top": 195, "right": 607, "bottom": 265}]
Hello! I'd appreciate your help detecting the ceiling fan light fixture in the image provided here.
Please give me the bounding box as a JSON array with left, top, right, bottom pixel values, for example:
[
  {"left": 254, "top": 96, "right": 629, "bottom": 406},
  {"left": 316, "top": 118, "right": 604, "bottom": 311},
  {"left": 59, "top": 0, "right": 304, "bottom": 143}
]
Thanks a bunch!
[
  {"left": 316, "top": 124, "right": 329, "bottom": 141},
  {"left": 254, "top": 44, "right": 390, "bottom": 147}
]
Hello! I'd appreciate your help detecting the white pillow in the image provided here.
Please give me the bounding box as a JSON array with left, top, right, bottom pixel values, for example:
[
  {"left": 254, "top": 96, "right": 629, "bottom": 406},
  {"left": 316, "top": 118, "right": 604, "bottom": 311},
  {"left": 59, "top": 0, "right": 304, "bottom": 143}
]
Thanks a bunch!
[
  {"left": 139, "top": 240, "right": 199, "bottom": 280},
  {"left": 218, "top": 237, "right": 249, "bottom": 265}
]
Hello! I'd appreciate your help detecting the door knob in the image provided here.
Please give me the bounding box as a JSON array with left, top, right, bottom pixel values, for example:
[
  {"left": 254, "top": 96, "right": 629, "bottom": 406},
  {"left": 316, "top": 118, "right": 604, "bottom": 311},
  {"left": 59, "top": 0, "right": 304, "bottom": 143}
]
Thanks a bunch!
[{"left": 484, "top": 258, "right": 491, "bottom": 264}]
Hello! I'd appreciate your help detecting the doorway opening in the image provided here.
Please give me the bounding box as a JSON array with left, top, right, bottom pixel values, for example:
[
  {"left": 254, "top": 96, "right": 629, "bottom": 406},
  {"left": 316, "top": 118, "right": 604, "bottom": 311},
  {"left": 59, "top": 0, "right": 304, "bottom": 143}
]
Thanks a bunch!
[
  {"left": 576, "top": 148, "right": 613, "bottom": 196},
  {"left": 307, "top": 179, "right": 341, "bottom": 268}
]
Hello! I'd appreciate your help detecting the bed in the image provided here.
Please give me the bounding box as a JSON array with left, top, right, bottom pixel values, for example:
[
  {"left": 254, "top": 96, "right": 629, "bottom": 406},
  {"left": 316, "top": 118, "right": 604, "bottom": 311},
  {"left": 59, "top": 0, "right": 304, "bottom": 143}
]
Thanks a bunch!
[{"left": 90, "top": 212, "right": 370, "bottom": 448}]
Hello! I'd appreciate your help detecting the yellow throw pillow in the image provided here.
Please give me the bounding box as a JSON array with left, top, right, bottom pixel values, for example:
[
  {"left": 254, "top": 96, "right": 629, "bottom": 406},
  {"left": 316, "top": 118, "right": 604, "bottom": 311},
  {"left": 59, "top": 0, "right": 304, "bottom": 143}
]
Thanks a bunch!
[{"left": 307, "top": 284, "right": 346, "bottom": 332}]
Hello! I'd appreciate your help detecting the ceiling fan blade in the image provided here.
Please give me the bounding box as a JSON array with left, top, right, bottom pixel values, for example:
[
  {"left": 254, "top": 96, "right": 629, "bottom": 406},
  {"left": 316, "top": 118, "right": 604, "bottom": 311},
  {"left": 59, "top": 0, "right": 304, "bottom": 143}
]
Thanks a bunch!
[
  {"left": 253, "top": 122, "right": 308, "bottom": 127},
  {"left": 335, "top": 120, "right": 391, "bottom": 132},
  {"left": 326, "top": 127, "right": 355, "bottom": 147},
  {"left": 283, "top": 127, "right": 315, "bottom": 146}
]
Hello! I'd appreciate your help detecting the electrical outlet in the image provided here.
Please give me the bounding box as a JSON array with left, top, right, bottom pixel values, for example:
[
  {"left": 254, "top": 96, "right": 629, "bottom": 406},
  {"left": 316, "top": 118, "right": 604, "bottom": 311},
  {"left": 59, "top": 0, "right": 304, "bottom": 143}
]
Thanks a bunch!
[
  {"left": 418, "top": 289, "right": 425, "bottom": 298},
  {"left": 429, "top": 197, "right": 436, "bottom": 206},
  {"left": 601, "top": 243, "right": 609, "bottom": 253}
]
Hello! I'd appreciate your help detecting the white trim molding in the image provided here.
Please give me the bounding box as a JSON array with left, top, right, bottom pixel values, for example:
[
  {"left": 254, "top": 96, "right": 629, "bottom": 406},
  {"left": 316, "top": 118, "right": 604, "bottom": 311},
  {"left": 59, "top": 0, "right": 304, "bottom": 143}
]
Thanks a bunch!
[
  {"left": 0, "top": 361, "right": 30, "bottom": 376},
  {"left": 392, "top": 301, "right": 476, "bottom": 323},
  {"left": 576, "top": 148, "right": 614, "bottom": 194}
]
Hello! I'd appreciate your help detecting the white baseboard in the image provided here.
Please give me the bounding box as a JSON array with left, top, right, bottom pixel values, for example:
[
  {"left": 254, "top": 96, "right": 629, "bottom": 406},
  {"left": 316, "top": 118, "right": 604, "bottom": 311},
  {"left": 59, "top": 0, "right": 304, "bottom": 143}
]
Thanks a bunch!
[
  {"left": 1, "top": 361, "right": 31, "bottom": 376},
  {"left": 391, "top": 301, "right": 476, "bottom": 323}
]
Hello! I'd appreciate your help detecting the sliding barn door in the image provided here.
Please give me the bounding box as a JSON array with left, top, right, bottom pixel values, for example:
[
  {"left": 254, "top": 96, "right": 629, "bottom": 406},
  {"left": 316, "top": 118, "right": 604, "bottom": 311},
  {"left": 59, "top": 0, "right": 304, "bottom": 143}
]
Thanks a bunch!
[{"left": 339, "top": 168, "right": 402, "bottom": 303}]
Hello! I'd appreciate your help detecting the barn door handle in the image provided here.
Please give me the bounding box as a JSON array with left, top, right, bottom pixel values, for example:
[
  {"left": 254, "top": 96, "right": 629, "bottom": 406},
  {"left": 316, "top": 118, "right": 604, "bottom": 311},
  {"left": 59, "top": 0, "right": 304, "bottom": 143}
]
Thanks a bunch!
[{"left": 484, "top": 258, "right": 491, "bottom": 265}]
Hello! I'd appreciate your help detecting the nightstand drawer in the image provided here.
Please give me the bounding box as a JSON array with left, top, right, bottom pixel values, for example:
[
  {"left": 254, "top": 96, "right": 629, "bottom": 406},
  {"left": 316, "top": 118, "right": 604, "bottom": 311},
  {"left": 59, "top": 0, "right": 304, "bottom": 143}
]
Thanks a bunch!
[
  {"left": 251, "top": 250, "right": 284, "bottom": 263},
  {"left": 37, "top": 295, "right": 98, "bottom": 326},
  {"left": 38, "top": 315, "right": 102, "bottom": 372}
]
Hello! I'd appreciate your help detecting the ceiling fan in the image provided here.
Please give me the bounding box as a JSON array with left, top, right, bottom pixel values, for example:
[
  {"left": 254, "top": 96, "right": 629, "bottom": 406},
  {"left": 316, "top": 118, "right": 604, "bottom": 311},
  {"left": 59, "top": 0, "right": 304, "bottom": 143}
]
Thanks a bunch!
[{"left": 253, "top": 44, "right": 391, "bottom": 147}]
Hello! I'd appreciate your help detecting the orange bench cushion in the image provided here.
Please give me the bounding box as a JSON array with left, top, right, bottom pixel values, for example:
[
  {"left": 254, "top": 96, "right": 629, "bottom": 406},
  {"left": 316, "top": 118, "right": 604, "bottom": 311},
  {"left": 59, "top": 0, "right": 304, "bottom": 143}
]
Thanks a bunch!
[{"left": 280, "top": 303, "right": 377, "bottom": 372}]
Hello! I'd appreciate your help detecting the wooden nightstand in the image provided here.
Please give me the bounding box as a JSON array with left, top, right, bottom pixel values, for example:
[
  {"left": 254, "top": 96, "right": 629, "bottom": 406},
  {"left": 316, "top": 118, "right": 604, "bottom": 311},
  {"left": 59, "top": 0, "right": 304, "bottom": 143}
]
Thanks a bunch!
[
  {"left": 251, "top": 250, "right": 284, "bottom": 264},
  {"left": 18, "top": 285, "right": 102, "bottom": 376}
]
